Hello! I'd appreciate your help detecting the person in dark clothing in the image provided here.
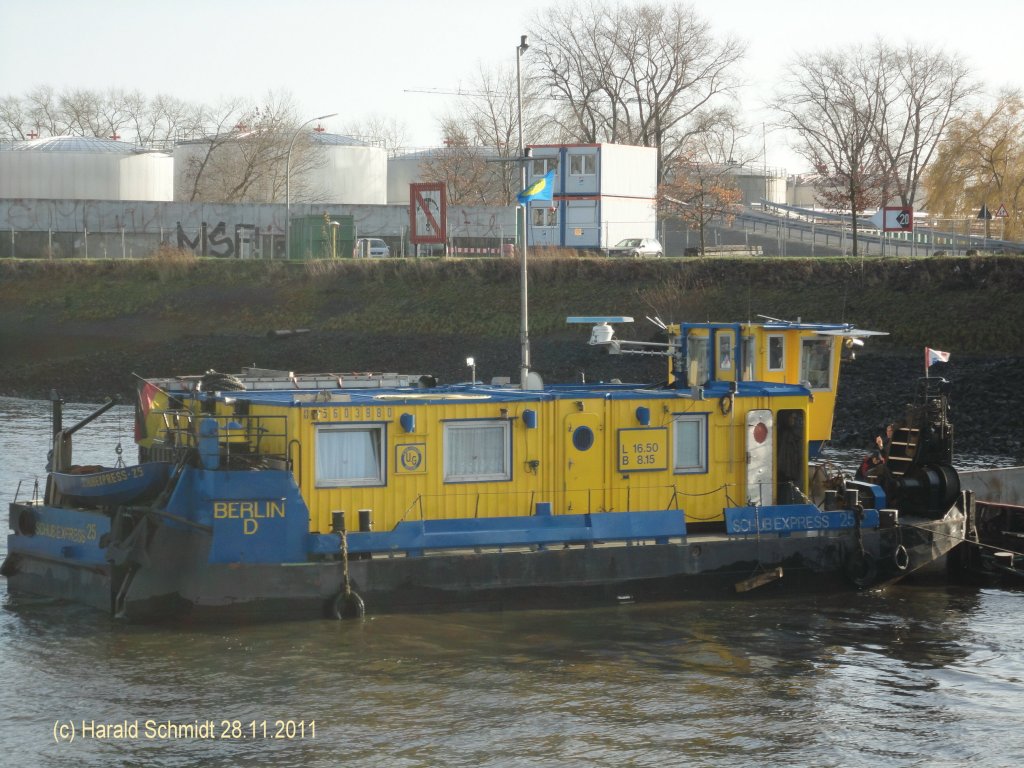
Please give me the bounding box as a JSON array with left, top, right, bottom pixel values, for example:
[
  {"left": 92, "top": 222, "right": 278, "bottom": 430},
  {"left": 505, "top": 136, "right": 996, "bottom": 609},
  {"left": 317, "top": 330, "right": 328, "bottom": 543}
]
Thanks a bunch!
[{"left": 856, "top": 449, "right": 886, "bottom": 481}]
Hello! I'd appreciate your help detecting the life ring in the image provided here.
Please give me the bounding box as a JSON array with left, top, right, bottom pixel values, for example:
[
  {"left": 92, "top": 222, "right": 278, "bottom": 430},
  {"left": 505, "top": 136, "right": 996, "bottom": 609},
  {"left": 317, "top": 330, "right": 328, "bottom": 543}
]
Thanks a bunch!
[
  {"left": 893, "top": 544, "right": 910, "bottom": 571},
  {"left": 329, "top": 590, "right": 366, "bottom": 620},
  {"left": 719, "top": 394, "right": 733, "bottom": 415},
  {"left": 844, "top": 550, "right": 878, "bottom": 588}
]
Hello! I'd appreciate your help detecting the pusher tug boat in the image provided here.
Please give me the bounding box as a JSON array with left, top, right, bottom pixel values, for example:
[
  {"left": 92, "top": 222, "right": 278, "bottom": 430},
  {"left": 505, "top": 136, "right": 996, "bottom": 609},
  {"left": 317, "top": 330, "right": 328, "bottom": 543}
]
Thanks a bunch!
[{"left": 3, "top": 317, "right": 967, "bottom": 622}]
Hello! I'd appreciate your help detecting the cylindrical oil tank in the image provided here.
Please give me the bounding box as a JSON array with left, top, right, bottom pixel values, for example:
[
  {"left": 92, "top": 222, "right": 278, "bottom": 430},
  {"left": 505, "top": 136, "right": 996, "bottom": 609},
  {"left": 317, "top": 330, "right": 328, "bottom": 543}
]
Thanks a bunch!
[{"left": 0, "top": 136, "right": 172, "bottom": 201}]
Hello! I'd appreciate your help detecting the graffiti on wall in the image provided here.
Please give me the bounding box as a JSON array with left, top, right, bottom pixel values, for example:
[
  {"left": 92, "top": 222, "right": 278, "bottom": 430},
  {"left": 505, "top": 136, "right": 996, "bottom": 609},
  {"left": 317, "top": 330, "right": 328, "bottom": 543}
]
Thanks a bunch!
[{"left": 175, "top": 221, "right": 282, "bottom": 258}]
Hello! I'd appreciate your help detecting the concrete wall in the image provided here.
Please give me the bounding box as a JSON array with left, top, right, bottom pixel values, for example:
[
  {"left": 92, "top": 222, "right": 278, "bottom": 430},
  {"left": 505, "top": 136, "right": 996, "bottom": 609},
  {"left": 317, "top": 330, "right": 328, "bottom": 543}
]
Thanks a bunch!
[{"left": 0, "top": 199, "right": 514, "bottom": 259}]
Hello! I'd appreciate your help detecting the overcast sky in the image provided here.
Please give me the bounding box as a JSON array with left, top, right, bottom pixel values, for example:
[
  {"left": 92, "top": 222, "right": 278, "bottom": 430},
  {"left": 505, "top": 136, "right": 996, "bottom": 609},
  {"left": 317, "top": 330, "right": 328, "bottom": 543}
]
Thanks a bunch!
[{"left": 1, "top": 0, "right": 1018, "bottom": 173}]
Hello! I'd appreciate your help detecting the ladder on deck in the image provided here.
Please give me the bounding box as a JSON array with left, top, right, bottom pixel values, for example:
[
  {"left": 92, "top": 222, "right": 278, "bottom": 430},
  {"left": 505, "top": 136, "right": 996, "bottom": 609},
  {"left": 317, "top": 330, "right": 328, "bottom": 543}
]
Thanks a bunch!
[{"left": 886, "top": 425, "right": 920, "bottom": 477}]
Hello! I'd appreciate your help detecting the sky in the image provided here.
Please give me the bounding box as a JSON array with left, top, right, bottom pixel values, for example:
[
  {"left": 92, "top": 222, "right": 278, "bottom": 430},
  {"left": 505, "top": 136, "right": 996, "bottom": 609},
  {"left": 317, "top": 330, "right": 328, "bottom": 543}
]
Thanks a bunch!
[{"left": 1, "top": 0, "right": 1020, "bottom": 174}]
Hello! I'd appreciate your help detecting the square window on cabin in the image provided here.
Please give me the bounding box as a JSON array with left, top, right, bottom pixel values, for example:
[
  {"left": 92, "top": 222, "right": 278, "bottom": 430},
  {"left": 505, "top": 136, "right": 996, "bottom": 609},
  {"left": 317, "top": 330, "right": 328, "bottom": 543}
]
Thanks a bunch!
[
  {"left": 569, "top": 154, "right": 596, "bottom": 175},
  {"left": 531, "top": 207, "right": 558, "bottom": 227},
  {"left": 800, "top": 337, "right": 833, "bottom": 390},
  {"left": 444, "top": 420, "right": 511, "bottom": 482},
  {"left": 767, "top": 335, "right": 785, "bottom": 371},
  {"left": 531, "top": 157, "right": 558, "bottom": 176},
  {"left": 315, "top": 425, "right": 385, "bottom": 487},
  {"left": 673, "top": 415, "right": 707, "bottom": 473}
]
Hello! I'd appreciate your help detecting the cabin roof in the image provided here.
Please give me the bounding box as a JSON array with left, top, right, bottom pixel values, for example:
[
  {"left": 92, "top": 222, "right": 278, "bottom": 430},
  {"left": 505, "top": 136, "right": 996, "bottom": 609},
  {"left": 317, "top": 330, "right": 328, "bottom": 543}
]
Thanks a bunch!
[{"left": 190, "top": 379, "right": 811, "bottom": 407}]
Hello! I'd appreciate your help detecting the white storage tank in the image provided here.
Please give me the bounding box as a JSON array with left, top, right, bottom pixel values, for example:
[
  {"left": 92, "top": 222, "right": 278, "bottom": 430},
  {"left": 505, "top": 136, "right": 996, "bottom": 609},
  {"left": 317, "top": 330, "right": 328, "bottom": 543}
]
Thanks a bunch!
[
  {"left": 173, "top": 132, "right": 386, "bottom": 205},
  {"left": 0, "top": 136, "right": 173, "bottom": 201}
]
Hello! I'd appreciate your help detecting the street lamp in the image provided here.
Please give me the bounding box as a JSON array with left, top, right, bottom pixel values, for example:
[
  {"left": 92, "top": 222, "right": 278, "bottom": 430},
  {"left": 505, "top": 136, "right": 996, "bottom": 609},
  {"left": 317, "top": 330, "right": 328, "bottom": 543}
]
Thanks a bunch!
[
  {"left": 285, "top": 112, "right": 337, "bottom": 260},
  {"left": 516, "top": 34, "right": 530, "bottom": 389}
]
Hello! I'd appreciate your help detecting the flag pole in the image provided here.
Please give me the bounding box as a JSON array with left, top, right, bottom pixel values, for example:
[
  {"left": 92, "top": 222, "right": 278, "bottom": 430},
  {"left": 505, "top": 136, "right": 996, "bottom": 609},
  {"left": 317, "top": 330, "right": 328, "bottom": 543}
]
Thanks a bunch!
[{"left": 924, "top": 348, "right": 929, "bottom": 378}]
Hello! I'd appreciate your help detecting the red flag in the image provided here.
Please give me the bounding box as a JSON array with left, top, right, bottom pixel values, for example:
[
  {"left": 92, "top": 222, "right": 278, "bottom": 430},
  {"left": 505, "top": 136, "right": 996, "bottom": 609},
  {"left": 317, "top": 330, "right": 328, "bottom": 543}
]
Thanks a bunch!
[{"left": 134, "top": 381, "right": 160, "bottom": 440}]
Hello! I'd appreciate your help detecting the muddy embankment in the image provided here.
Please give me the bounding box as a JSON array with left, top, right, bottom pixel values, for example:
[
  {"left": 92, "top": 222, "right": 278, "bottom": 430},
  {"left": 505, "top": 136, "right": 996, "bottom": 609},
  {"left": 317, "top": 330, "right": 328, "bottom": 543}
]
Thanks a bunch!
[{"left": 0, "top": 256, "right": 1022, "bottom": 460}]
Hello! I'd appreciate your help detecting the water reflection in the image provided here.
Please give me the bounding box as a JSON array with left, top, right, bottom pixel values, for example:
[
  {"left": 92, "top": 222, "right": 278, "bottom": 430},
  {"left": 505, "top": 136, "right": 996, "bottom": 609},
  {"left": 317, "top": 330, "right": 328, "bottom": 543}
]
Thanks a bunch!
[{"left": 3, "top": 397, "right": 1024, "bottom": 767}]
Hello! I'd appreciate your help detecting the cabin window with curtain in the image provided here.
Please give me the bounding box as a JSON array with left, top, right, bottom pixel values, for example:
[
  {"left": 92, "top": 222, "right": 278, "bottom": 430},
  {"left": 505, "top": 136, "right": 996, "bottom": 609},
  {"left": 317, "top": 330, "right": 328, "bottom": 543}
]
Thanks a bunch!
[
  {"left": 767, "top": 335, "right": 785, "bottom": 371},
  {"left": 800, "top": 337, "right": 833, "bottom": 390},
  {"left": 315, "top": 424, "right": 385, "bottom": 487},
  {"left": 569, "top": 154, "right": 596, "bottom": 175},
  {"left": 444, "top": 420, "right": 511, "bottom": 483},
  {"left": 673, "top": 414, "right": 707, "bottom": 473}
]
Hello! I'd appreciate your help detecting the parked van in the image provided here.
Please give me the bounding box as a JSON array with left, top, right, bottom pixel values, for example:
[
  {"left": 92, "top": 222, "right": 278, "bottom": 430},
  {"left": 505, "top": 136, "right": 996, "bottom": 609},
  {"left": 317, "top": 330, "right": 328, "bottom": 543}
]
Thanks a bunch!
[{"left": 355, "top": 238, "right": 391, "bottom": 258}]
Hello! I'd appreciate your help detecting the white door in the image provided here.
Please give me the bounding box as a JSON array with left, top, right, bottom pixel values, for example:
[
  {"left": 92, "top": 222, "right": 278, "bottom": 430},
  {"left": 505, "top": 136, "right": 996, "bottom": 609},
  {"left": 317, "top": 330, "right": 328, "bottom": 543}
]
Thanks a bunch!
[{"left": 745, "top": 409, "right": 774, "bottom": 506}]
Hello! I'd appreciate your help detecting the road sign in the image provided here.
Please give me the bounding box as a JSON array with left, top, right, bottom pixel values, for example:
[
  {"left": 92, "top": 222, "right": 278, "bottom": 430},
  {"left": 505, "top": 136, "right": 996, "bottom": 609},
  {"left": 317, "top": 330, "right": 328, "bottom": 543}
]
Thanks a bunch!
[
  {"left": 867, "top": 206, "right": 914, "bottom": 232},
  {"left": 995, "top": 204, "right": 1009, "bottom": 218},
  {"left": 409, "top": 183, "right": 446, "bottom": 245}
]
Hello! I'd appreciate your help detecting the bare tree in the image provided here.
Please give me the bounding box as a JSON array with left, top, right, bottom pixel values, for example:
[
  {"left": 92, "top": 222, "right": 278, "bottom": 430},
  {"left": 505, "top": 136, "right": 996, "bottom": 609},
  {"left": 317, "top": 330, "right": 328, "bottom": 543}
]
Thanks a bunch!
[
  {"left": 874, "top": 42, "right": 977, "bottom": 208},
  {"left": 180, "top": 92, "right": 326, "bottom": 204},
  {"left": 772, "top": 45, "right": 890, "bottom": 256},
  {"left": 420, "top": 121, "right": 502, "bottom": 206},
  {"left": 528, "top": 1, "right": 745, "bottom": 182},
  {"left": 432, "top": 59, "right": 554, "bottom": 204}
]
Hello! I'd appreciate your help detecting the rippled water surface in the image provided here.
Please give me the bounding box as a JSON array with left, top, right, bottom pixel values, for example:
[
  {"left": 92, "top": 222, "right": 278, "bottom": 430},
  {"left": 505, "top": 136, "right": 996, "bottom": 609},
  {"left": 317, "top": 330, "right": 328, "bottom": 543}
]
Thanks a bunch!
[{"left": 2, "top": 397, "right": 1023, "bottom": 767}]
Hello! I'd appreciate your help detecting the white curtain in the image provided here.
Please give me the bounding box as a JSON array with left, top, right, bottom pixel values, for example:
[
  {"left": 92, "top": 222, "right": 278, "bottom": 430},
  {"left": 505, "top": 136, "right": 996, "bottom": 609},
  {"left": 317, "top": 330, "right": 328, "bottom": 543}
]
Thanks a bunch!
[
  {"left": 445, "top": 423, "right": 508, "bottom": 481},
  {"left": 316, "top": 427, "right": 382, "bottom": 486}
]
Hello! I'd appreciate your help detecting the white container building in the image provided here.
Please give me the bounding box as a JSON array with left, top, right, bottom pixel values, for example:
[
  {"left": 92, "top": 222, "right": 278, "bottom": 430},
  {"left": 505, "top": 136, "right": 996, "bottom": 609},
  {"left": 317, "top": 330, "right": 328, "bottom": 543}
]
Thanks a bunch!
[
  {"left": 0, "top": 136, "right": 173, "bottom": 201},
  {"left": 523, "top": 143, "right": 658, "bottom": 250}
]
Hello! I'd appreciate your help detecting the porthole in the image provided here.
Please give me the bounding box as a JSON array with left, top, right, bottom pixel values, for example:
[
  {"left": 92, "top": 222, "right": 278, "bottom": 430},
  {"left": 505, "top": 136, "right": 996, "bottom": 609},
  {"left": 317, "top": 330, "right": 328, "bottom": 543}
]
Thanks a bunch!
[{"left": 572, "top": 425, "right": 595, "bottom": 451}]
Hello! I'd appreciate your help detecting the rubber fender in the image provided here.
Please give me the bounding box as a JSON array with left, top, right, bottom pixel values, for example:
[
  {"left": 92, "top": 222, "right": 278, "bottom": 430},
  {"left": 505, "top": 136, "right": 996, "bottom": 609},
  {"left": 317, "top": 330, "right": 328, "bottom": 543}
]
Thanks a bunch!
[
  {"left": 14, "top": 507, "right": 36, "bottom": 537},
  {"left": 844, "top": 550, "right": 878, "bottom": 589},
  {"left": 330, "top": 591, "right": 366, "bottom": 620}
]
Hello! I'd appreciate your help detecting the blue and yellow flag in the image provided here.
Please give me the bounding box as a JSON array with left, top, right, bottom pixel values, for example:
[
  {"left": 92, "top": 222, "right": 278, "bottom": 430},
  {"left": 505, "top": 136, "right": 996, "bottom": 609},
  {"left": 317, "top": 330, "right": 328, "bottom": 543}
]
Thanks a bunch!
[{"left": 517, "top": 170, "right": 555, "bottom": 205}]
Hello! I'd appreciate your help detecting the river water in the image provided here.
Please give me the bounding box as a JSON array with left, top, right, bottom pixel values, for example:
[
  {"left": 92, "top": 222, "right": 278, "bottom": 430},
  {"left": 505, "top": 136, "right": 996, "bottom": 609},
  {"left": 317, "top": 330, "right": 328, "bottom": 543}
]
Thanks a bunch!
[{"left": 2, "top": 396, "right": 1023, "bottom": 767}]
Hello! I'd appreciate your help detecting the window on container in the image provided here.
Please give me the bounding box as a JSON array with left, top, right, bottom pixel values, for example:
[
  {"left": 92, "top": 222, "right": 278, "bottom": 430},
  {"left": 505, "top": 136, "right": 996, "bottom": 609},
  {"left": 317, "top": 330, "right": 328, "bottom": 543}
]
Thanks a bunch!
[
  {"left": 800, "top": 337, "right": 833, "bottom": 390},
  {"left": 569, "top": 154, "right": 596, "bottom": 175},
  {"left": 673, "top": 415, "right": 707, "bottom": 473},
  {"left": 767, "top": 334, "right": 785, "bottom": 372},
  {"left": 531, "top": 206, "right": 558, "bottom": 227},
  {"left": 315, "top": 425, "right": 385, "bottom": 487},
  {"left": 531, "top": 157, "right": 558, "bottom": 176},
  {"left": 444, "top": 420, "right": 511, "bottom": 482}
]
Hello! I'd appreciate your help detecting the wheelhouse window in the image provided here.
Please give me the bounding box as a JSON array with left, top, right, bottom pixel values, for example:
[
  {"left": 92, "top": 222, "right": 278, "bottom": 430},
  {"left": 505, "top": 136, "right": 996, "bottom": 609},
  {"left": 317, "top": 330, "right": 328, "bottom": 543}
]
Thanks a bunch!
[
  {"left": 686, "top": 335, "right": 710, "bottom": 385},
  {"left": 800, "top": 337, "right": 833, "bottom": 390},
  {"left": 767, "top": 335, "right": 785, "bottom": 372},
  {"left": 569, "top": 154, "right": 596, "bottom": 175},
  {"left": 673, "top": 414, "right": 707, "bottom": 473},
  {"left": 742, "top": 336, "right": 756, "bottom": 380},
  {"left": 315, "top": 424, "right": 385, "bottom": 487},
  {"left": 444, "top": 420, "right": 511, "bottom": 483}
]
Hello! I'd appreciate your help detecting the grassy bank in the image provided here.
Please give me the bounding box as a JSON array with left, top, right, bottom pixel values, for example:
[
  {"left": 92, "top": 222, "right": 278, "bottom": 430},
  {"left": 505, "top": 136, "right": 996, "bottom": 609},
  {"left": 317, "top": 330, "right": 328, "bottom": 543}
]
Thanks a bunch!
[{"left": 1, "top": 254, "right": 1022, "bottom": 400}]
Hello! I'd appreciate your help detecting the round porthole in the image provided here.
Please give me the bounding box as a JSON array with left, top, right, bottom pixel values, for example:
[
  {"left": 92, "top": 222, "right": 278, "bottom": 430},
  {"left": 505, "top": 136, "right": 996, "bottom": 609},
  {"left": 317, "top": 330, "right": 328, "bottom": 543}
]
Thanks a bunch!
[{"left": 572, "top": 425, "right": 595, "bottom": 451}]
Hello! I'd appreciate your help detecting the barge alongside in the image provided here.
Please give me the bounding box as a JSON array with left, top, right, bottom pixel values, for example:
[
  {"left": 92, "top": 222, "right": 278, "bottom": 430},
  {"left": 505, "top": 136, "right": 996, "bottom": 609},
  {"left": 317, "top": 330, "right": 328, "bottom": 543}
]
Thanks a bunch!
[{"left": 3, "top": 318, "right": 967, "bottom": 622}]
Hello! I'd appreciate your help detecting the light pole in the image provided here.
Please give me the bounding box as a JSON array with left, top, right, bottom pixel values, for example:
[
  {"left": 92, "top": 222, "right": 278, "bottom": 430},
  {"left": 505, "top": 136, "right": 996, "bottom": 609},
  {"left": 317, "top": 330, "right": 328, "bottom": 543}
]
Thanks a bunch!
[
  {"left": 516, "top": 34, "right": 530, "bottom": 389},
  {"left": 285, "top": 112, "right": 337, "bottom": 260}
]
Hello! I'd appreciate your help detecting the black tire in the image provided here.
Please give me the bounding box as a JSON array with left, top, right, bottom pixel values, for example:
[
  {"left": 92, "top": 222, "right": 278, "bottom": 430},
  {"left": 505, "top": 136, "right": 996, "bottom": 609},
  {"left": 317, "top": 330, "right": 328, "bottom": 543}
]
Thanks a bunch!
[{"left": 329, "top": 591, "right": 366, "bottom": 620}]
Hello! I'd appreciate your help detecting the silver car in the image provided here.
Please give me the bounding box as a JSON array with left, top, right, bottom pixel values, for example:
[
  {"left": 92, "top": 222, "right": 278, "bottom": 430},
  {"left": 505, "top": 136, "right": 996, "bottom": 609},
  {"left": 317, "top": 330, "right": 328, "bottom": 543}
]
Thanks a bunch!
[
  {"left": 605, "top": 237, "right": 663, "bottom": 258},
  {"left": 355, "top": 238, "right": 391, "bottom": 258}
]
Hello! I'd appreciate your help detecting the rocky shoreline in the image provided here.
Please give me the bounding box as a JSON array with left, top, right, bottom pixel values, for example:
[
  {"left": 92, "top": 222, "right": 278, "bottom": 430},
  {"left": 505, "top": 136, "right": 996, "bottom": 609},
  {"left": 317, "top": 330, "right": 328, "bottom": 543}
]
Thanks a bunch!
[{"left": 1, "top": 329, "right": 1020, "bottom": 462}]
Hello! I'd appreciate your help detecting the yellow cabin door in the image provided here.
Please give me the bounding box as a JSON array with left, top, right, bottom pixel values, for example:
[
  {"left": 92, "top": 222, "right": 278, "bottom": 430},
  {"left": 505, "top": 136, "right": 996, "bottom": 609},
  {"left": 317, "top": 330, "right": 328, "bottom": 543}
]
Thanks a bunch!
[
  {"left": 746, "top": 409, "right": 774, "bottom": 506},
  {"left": 563, "top": 412, "right": 605, "bottom": 514}
]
